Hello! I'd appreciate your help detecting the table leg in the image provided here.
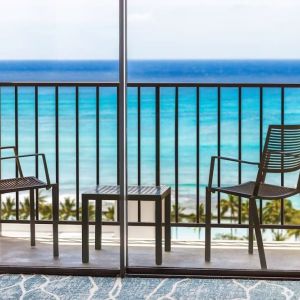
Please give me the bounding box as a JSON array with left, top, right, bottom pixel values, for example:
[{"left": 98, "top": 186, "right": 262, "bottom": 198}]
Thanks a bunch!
[
  {"left": 164, "top": 193, "right": 171, "bottom": 252},
  {"left": 155, "top": 199, "right": 162, "bottom": 265},
  {"left": 82, "top": 196, "right": 89, "bottom": 263},
  {"left": 30, "top": 189, "right": 35, "bottom": 247},
  {"left": 95, "top": 199, "right": 102, "bottom": 250},
  {"left": 52, "top": 184, "right": 59, "bottom": 257}
]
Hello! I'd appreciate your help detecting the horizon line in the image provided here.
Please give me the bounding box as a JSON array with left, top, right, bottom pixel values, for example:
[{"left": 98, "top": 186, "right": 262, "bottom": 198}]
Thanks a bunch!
[{"left": 1, "top": 58, "right": 300, "bottom": 62}]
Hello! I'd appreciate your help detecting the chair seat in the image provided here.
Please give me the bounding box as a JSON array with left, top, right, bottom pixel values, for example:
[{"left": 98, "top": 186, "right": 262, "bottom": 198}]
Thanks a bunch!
[
  {"left": 211, "top": 181, "right": 298, "bottom": 199},
  {"left": 0, "top": 176, "right": 47, "bottom": 193}
]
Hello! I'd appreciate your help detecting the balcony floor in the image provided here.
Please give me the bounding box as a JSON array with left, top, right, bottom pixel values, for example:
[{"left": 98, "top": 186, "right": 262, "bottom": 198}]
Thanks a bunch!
[{"left": 2, "top": 232, "right": 300, "bottom": 274}]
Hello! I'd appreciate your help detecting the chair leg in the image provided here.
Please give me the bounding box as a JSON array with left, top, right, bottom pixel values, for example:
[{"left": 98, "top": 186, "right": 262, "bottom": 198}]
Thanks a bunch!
[
  {"left": 248, "top": 198, "right": 253, "bottom": 254},
  {"left": 30, "top": 189, "right": 35, "bottom": 247},
  {"left": 52, "top": 184, "right": 59, "bottom": 257},
  {"left": 82, "top": 196, "right": 89, "bottom": 263},
  {"left": 0, "top": 195, "right": 2, "bottom": 236},
  {"left": 250, "top": 197, "right": 267, "bottom": 269},
  {"left": 155, "top": 199, "right": 162, "bottom": 265},
  {"left": 205, "top": 187, "right": 211, "bottom": 262}
]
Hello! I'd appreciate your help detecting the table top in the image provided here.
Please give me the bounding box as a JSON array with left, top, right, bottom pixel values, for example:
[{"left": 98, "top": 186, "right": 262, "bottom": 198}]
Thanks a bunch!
[{"left": 82, "top": 185, "right": 171, "bottom": 200}]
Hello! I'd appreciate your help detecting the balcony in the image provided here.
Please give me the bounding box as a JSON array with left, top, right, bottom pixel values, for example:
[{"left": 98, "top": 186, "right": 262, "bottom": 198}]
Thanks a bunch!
[{"left": 1, "top": 82, "right": 300, "bottom": 277}]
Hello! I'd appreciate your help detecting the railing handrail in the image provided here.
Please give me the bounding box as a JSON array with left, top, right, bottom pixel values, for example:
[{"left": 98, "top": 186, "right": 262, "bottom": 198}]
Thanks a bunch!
[
  {"left": 0, "top": 82, "right": 119, "bottom": 87},
  {"left": 1, "top": 82, "right": 300, "bottom": 87},
  {"left": 129, "top": 83, "right": 300, "bottom": 87}
]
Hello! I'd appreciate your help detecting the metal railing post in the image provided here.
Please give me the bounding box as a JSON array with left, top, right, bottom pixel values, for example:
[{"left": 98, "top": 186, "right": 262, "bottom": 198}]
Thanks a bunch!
[{"left": 119, "top": 0, "right": 128, "bottom": 277}]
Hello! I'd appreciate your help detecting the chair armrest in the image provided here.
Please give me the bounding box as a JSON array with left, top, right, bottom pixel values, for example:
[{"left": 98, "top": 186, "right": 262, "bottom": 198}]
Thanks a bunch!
[
  {"left": 211, "top": 156, "right": 260, "bottom": 166},
  {"left": 0, "top": 146, "right": 17, "bottom": 151},
  {"left": 0, "top": 153, "right": 51, "bottom": 189},
  {"left": 0, "top": 146, "right": 23, "bottom": 177},
  {"left": 208, "top": 156, "right": 259, "bottom": 189}
]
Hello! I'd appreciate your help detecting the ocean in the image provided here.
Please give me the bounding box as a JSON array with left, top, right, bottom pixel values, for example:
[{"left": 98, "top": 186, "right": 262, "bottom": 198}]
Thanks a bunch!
[
  {"left": 1, "top": 60, "right": 300, "bottom": 228},
  {"left": 1, "top": 60, "right": 300, "bottom": 83}
]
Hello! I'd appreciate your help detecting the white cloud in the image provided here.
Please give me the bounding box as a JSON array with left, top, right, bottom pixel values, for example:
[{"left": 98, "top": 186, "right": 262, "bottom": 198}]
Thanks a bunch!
[
  {"left": 128, "top": 0, "right": 300, "bottom": 59},
  {"left": 0, "top": 0, "right": 299, "bottom": 59},
  {"left": 0, "top": 0, "right": 118, "bottom": 59},
  {"left": 129, "top": 12, "right": 152, "bottom": 24}
]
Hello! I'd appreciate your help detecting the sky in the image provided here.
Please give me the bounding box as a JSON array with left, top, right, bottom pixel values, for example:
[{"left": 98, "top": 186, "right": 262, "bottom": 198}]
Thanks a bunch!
[{"left": 0, "top": 0, "right": 299, "bottom": 60}]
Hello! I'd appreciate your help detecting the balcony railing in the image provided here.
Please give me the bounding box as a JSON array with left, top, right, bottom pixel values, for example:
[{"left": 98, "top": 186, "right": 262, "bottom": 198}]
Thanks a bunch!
[{"left": 1, "top": 82, "right": 300, "bottom": 276}]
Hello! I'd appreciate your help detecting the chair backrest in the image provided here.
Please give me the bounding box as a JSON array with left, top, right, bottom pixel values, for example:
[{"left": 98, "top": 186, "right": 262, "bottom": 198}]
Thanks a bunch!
[{"left": 261, "top": 125, "right": 300, "bottom": 174}]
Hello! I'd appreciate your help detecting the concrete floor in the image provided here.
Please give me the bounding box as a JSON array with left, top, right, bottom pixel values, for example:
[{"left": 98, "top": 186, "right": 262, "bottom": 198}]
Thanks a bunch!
[{"left": 1, "top": 232, "right": 300, "bottom": 271}]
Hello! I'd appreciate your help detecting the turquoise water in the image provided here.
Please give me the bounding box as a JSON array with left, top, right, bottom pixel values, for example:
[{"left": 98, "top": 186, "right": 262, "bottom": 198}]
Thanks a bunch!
[{"left": 1, "top": 60, "right": 300, "bottom": 217}]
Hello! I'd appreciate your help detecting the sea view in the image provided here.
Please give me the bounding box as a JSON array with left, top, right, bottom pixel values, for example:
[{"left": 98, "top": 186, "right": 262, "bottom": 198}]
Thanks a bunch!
[
  {"left": 1, "top": 60, "right": 300, "bottom": 83},
  {"left": 1, "top": 60, "right": 300, "bottom": 239},
  {"left": 2, "top": 0, "right": 300, "bottom": 291}
]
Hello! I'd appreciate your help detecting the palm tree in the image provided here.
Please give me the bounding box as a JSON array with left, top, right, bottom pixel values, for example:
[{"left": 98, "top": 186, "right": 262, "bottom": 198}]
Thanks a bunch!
[
  {"left": 220, "top": 194, "right": 239, "bottom": 238},
  {"left": 220, "top": 194, "right": 239, "bottom": 221},
  {"left": 19, "top": 191, "right": 53, "bottom": 220},
  {"left": 59, "top": 197, "right": 76, "bottom": 220},
  {"left": 88, "top": 203, "right": 95, "bottom": 221},
  {"left": 282, "top": 199, "right": 295, "bottom": 224},
  {"left": 272, "top": 230, "right": 288, "bottom": 241},
  {"left": 171, "top": 204, "right": 188, "bottom": 222},
  {"left": 37, "top": 191, "right": 47, "bottom": 203},
  {"left": 186, "top": 203, "right": 205, "bottom": 238},
  {"left": 37, "top": 191, "right": 50, "bottom": 220},
  {"left": 1, "top": 196, "right": 16, "bottom": 220},
  {"left": 287, "top": 223, "right": 300, "bottom": 240},
  {"left": 215, "top": 233, "right": 241, "bottom": 240},
  {"left": 263, "top": 199, "right": 295, "bottom": 241},
  {"left": 187, "top": 203, "right": 205, "bottom": 223},
  {"left": 78, "top": 203, "right": 95, "bottom": 221},
  {"left": 104, "top": 205, "right": 115, "bottom": 221},
  {"left": 286, "top": 204, "right": 300, "bottom": 241},
  {"left": 263, "top": 200, "right": 281, "bottom": 225},
  {"left": 241, "top": 201, "right": 249, "bottom": 223},
  {"left": 39, "top": 200, "right": 53, "bottom": 220},
  {"left": 20, "top": 197, "right": 30, "bottom": 219}
]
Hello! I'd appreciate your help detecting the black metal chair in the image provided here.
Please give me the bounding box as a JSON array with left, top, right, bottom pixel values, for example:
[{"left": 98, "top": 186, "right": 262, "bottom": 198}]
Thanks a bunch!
[
  {"left": 0, "top": 146, "right": 59, "bottom": 257},
  {"left": 205, "top": 125, "right": 300, "bottom": 269}
]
